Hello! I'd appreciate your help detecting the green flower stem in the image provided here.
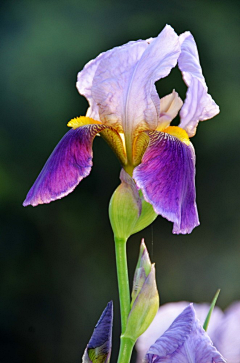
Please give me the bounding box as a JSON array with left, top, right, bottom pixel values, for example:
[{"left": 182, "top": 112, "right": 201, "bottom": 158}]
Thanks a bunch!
[
  {"left": 117, "top": 336, "right": 135, "bottom": 363},
  {"left": 114, "top": 236, "right": 131, "bottom": 333}
]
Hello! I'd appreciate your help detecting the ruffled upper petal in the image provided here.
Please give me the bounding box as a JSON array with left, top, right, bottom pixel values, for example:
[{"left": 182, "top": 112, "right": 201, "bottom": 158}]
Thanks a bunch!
[
  {"left": 77, "top": 25, "right": 181, "bottom": 163},
  {"left": 77, "top": 39, "right": 148, "bottom": 125},
  {"left": 178, "top": 32, "right": 220, "bottom": 137},
  {"left": 133, "top": 130, "right": 199, "bottom": 234},
  {"left": 145, "top": 304, "right": 226, "bottom": 363},
  {"left": 23, "top": 124, "right": 105, "bottom": 206}
]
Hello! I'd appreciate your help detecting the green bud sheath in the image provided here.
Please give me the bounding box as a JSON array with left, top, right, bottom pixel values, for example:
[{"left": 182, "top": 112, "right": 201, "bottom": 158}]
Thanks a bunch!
[
  {"left": 131, "top": 239, "right": 152, "bottom": 306},
  {"left": 123, "top": 240, "right": 159, "bottom": 342},
  {"left": 109, "top": 170, "right": 158, "bottom": 240},
  {"left": 124, "top": 265, "right": 159, "bottom": 341},
  {"left": 132, "top": 193, "right": 158, "bottom": 234},
  {"left": 109, "top": 169, "right": 141, "bottom": 239}
]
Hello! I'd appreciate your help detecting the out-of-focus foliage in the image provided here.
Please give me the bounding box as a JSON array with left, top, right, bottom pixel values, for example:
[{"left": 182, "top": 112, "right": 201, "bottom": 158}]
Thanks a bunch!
[{"left": 1, "top": 0, "right": 240, "bottom": 362}]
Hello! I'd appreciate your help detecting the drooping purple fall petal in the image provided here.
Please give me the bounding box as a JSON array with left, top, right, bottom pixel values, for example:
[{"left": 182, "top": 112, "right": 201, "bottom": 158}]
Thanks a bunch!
[
  {"left": 178, "top": 32, "right": 220, "bottom": 137},
  {"left": 82, "top": 301, "right": 113, "bottom": 363},
  {"left": 23, "top": 125, "right": 105, "bottom": 206},
  {"left": 133, "top": 131, "right": 199, "bottom": 234},
  {"left": 144, "top": 304, "right": 226, "bottom": 363}
]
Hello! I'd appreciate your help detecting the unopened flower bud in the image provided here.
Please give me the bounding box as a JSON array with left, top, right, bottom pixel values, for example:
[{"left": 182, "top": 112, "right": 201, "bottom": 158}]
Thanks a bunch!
[
  {"left": 109, "top": 170, "right": 158, "bottom": 239},
  {"left": 123, "top": 240, "right": 159, "bottom": 341},
  {"left": 82, "top": 301, "right": 113, "bottom": 363},
  {"left": 109, "top": 169, "right": 141, "bottom": 239}
]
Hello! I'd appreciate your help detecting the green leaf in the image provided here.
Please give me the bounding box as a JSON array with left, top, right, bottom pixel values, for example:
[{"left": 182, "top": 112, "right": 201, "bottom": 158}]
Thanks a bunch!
[
  {"left": 109, "top": 170, "right": 141, "bottom": 239},
  {"left": 203, "top": 289, "right": 220, "bottom": 331}
]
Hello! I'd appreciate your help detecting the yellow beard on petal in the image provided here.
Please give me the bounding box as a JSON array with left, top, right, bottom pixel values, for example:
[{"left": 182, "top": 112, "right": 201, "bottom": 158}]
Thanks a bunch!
[
  {"left": 132, "top": 131, "right": 149, "bottom": 167},
  {"left": 67, "top": 116, "right": 102, "bottom": 129},
  {"left": 162, "top": 126, "right": 190, "bottom": 145}
]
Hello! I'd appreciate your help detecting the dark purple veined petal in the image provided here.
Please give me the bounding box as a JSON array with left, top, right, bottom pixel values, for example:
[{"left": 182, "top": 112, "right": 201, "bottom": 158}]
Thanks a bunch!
[
  {"left": 133, "top": 131, "right": 199, "bottom": 234},
  {"left": 144, "top": 304, "right": 226, "bottom": 363},
  {"left": 82, "top": 301, "right": 113, "bottom": 363},
  {"left": 23, "top": 124, "right": 105, "bottom": 206}
]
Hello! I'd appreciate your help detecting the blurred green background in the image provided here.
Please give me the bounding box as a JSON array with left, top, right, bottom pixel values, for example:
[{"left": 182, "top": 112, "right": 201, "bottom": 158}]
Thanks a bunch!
[{"left": 1, "top": 0, "right": 240, "bottom": 362}]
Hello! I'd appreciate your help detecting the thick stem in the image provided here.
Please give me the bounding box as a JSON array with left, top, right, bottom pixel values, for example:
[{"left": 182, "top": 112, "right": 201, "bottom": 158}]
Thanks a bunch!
[
  {"left": 117, "top": 336, "right": 135, "bottom": 363},
  {"left": 114, "top": 236, "right": 131, "bottom": 333}
]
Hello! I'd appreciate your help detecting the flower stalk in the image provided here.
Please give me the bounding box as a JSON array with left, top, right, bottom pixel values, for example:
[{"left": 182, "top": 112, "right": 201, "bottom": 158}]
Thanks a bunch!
[
  {"left": 117, "top": 336, "right": 135, "bottom": 363},
  {"left": 114, "top": 237, "right": 131, "bottom": 333}
]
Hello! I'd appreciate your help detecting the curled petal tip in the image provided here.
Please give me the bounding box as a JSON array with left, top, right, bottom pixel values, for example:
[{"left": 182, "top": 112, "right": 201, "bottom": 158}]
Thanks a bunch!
[{"left": 178, "top": 32, "right": 220, "bottom": 137}]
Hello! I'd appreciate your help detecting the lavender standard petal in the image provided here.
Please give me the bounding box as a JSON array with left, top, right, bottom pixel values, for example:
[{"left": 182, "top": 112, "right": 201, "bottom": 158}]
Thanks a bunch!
[
  {"left": 77, "top": 25, "right": 180, "bottom": 138},
  {"left": 23, "top": 124, "right": 104, "bottom": 206},
  {"left": 133, "top": 131, "right": 199, "bottom": 234},
  {"left": 77, "top": 39, "right": 148, "bottom": 124}
]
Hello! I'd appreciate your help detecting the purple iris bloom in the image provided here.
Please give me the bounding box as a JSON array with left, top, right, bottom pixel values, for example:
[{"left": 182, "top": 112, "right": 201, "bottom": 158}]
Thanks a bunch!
[
  {"left": 23, "top": 25, "right": 219, "bottom": 234},
  {"left": 137, "top": 301, "right": 240, "bottom": 363},
  {"left": 144, "top": 304, "right": 226, "bottom": 363}
]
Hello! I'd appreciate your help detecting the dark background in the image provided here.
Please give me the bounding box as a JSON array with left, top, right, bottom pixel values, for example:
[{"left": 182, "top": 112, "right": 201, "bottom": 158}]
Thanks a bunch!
[{"left": 1, "top": 0, "right": 240, "bottom": 362}]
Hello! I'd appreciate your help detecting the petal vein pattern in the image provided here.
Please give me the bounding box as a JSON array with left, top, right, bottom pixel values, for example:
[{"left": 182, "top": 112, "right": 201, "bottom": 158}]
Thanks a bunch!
[
  {"left": 133, "top": 131, "right": 199, "bottom": 234},
  {"left": 77, "top": 25, "right": 181, "bottom": 163},
  {"left": 145, "top": 305, "right": 226, "bottom": 363}
]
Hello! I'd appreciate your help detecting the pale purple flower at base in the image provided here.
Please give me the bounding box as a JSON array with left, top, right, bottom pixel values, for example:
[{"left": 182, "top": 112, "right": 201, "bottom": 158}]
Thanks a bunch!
[
  {"left": 23, "top": 25, "right": 219, "bottom": 234},
  {"left": 82, "top": 301, "right": 113, "bottom": 363},
  {"left": 213, "top": 302, "right": 240, "bottom": 362},
  {"left": 144, "top": 304, "right": 226, "bottom": 363},
  {"left": 137, "top": 301, "right": 240, "bottom": 363}
]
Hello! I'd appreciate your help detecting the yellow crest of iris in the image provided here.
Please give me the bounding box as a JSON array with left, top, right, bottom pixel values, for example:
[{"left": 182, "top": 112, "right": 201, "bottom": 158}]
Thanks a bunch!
[
  {"left": 67, "top": 116, "right": 102, "bottom": 129},
  {"left": 162, "top": 126, "right": 190, "bottom": 145}
]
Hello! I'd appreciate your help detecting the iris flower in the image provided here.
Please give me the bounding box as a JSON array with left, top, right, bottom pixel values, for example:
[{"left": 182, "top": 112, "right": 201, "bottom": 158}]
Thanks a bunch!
[
  {"left": 137, "top": 301, "right": 240, "bottom": 363},
  {"left": 23, "top": 25, "right": 219, "bottom": 234},
  {"left": 143, "top": 304, "right": 226, "bottom": 363}
]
